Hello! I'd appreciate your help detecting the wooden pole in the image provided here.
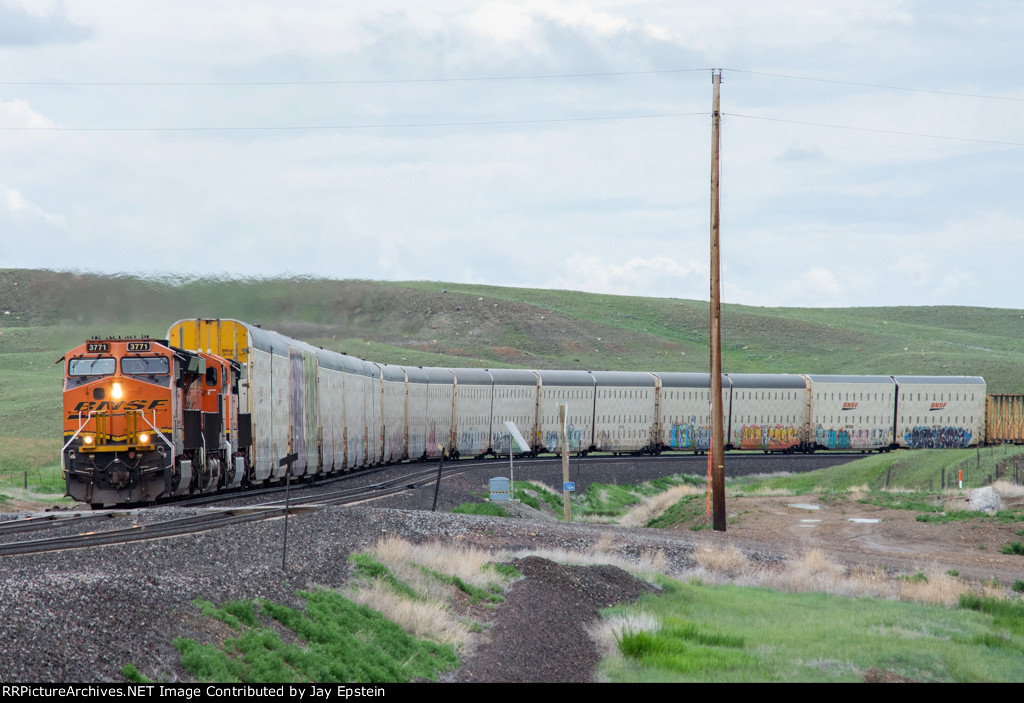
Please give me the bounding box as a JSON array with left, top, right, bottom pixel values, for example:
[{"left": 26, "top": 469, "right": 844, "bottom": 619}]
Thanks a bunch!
[
  {"left": 560, "top": 404, "right": 571, "bottom": 522},
  {"left": 709, "top": 69, "right": 726, "bottom": 532}
]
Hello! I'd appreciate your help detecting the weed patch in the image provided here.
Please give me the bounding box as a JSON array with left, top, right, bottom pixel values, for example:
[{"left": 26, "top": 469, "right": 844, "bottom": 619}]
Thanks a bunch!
[
  {"left": 172, "top": 589, "right": 457, "bottom": 683},
  {"left": 451, "top": 502, "right": 508, "bottom": 517}
]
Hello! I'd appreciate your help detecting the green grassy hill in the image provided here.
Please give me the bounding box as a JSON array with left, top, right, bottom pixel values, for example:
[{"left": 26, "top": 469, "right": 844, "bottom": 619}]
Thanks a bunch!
[{"left": 2, "top": 268, "right": 1023, "bottom": 458}]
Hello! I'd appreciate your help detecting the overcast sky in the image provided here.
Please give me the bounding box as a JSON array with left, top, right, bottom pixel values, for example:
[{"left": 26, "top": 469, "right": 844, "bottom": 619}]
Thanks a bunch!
[{"left": 2, "top": 1, "right": 1022, "bottom": 308}]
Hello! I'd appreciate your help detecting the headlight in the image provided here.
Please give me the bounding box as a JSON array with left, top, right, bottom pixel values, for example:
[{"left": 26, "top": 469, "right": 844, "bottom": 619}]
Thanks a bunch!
[
  {"left": 82, "top": 435, "right": 94, "bottom": 445},
  {"left": 138, "top": 433, "right": 150, "bottom": 444},
  {"left": 111, "top": 382, "right": 123, "bottom": 399}
]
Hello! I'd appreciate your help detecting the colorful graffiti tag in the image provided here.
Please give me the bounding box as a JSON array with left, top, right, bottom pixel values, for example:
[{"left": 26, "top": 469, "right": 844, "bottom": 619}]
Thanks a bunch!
[
  {"left": 903, "top": 426, "right": 972, "bottom": 449},
  {"left": 738, "top": 424, "right": 800, "bottom": 451},
  {"left": 814, "top": 425, "right": 892, "bottom": 449},
  {"left": 669, "top": 417, "right": 712, "bottom": 451}
]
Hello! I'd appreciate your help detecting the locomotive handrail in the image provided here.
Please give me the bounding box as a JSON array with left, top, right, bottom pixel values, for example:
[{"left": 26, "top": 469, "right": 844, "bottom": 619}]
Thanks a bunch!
[
  {"left": 138, "top": 409, "right": 175, "bottom": 466},
  {"left": 61, "top": 410, "right": 98, "bottom": 473}
]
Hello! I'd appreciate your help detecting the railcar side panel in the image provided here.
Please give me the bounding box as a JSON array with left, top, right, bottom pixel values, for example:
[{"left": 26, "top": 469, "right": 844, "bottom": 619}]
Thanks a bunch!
[
  {"left": 402, "top": 366, "right": 429, "bottom": 460},
  {"left": 363, "top": 361, "right": 382, "bottom": 465},
  {"left": 487, "top": 369, "right": 539, "bottom": 455},
  {"left": 805, "top": 375, "right": 895, "bottom": 450},
  {"left": 423, "top": 367, "right": 455, "bottom": 458},
  {"left": 269, "top": 340, "right": 291, "bottom": 479},
  {"left": 986, "top": 394, "right": 1024, "bottom": 444},
  {"left": 316, "top": 357, "right": 343, "bottom": 473},
  {"left": 536, "top": 371, "right": 596, "bottom": 454},
  {"left": 377, "top": 363, "right": 407, "bottom": 464},
  {"left": 452, "top": 369, "right": 494, "bottom": 458},
  {"left": 726, "top": 374, "right": 807, "bottom": 452},
  {"left": 592, "top": 372, "right": 654, "bottom": 453},
  {"left": 893, "top": 376, "right": 985, "bottom": 449},
  {"left": 653, "top": 373, "right": 730, "bottom": 452}
]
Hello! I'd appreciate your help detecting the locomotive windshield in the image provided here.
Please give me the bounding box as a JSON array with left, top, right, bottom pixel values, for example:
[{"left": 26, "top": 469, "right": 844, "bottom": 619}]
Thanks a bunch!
[
  {"left": 69, "top": 357, "right": 116, "bottom": 376},
  {"left": 121, "top": 356, "right": 169, "bottom": 375}
]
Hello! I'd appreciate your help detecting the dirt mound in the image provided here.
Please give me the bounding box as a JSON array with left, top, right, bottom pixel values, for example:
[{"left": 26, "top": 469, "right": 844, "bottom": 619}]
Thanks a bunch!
[{"left": 447, "top": 557, "right": 656, "bottom": 683}]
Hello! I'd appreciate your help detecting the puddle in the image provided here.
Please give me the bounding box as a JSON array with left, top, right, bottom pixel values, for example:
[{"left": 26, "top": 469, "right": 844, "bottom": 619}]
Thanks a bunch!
[
  {"left": 848, "top": 518, "right": 880, "bottom": 524},
  {"left": 788, "top": 503, "right": 821, "bottom": 511}
]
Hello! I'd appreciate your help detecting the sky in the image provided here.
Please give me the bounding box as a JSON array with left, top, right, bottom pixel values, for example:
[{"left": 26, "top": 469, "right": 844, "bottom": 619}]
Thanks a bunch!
[{"left": 1, "top": 1, "right": 1022, "bottom": 309}]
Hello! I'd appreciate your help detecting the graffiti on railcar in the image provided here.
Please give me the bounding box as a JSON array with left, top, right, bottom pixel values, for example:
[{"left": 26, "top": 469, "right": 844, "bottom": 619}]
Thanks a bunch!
[
  {"left": 739, "top": 424, "right": 800, "bottom": 450},
  {"left": 493, "top": 430, "right": 510, "bottom": 454},
  {"left": 408, "top": 430, "right": 425, "bottom": 459},
  {"left": 257, "top": 437, "right": 272, "bottom": 479},
  {"left": 287, "top": 351, "right": 307, "bottom": 470},
  {"left": 458, "top": 429, "right": 489, "bottom": 455},
  {"left": 904, "top": 426, "right": 972, "bottom": 449},
  {"left": 544, "top": 424, "right": 584, "bottom": 452},
  {"left": 669, "top": 417, "right": 711, "bottom": 451},
  {"left": 493, "top": 429, "right": 531, "bottom": 454},
  {"left": 814, "top": 425, "right": 892, "bottom": 449},
  {"left": 426, "top": 426, "right": 439, "bottom": 457},
  {"left": 815, "top": 426, "right": 852, "bottom": 449}
]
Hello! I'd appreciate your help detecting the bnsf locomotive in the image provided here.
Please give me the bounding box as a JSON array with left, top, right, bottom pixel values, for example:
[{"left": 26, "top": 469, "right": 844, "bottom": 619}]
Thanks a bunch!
[
  {"left": 62, "top": 318, "right": 990, "bottom": 507},
  {"left": 61, "top": 334, "right": 247, "bottom": 507}
]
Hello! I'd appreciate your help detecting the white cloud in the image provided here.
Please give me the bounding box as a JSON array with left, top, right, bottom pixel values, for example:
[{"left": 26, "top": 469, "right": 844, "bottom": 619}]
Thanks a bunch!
[
  {"left": 0, "top": 98, "right": 54, "bottom": 129},
  {"left": 545, "top": 254, "right": 705, "bottom": 298},
  {"left": 3, "top": 186, "right": 64, "bottom": 225}
]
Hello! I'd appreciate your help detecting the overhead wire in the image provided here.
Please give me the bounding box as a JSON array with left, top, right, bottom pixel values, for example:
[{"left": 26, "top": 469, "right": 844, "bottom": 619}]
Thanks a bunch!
[
  {"left": 0, "top": 111, "right": 708, "bottom": 132},
  {"left": 728, "top": 69, "right": 1024, "bottom": 103},
  {"left": 0, "top": 67, "right": 1018, "bottom": 146},
  {"left": 725, "top": 112, "right": 1024, "bottom": 148},
  {"left": 0, "top": 68, "right": 711, "bottom": 87}
]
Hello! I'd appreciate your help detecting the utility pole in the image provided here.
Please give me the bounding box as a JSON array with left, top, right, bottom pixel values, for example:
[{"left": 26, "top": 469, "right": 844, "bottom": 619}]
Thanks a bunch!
[{"left": 709, "top": 69, "right": 726, "bottom": 532}]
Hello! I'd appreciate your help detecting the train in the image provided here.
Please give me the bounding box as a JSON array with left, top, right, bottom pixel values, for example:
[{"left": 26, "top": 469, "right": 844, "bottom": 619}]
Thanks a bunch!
[{"left": 61, "top": 318, "right": 993, "bottom": 507}]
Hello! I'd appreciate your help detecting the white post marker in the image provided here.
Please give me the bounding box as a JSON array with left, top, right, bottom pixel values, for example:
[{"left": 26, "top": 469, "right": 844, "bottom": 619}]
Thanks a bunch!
[{"left": 505, "top": 421, "right": 530, "bottom": 502}]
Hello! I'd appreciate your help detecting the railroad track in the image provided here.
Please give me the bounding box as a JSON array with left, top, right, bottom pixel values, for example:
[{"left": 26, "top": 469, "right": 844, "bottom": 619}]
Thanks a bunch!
[
  {"left": 0, "top": 460, "right": 490, "bottom": 556},
  {"left": 0, "top": 451, "right": 861, "bottom": 556}
]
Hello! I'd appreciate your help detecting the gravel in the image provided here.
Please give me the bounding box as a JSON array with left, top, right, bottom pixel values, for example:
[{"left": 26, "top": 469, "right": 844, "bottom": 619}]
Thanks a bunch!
[{"left": 0, "top": 501, "right": 713, "bottom": 683}]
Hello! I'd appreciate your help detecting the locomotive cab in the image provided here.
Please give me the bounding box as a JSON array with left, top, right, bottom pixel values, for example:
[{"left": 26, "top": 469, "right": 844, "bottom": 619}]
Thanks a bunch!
[{"left": 62, "top": 338, "right": 177, "bottom": 506}]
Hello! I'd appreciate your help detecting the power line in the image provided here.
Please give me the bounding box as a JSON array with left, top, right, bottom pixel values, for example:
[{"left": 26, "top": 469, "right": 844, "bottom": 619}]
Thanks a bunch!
[
  {"left": 729, "top": 69, "right": 1024, "bottom": 103},
  {"left": 725, "top": 112, "right": 1024, "bottom": 147},
  {"left": 4, "top": 67, "right": 1019, "bottom": 106},
  {"left": 0, "top": 112, "right": 708, "bottom": 132},
  {"left": 0, "top": 68, "right": 711, "bottom": 87}
]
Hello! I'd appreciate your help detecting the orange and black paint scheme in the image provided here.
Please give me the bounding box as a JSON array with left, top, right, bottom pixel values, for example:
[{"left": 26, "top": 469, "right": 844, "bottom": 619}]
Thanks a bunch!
[{"left": 61, "top": 337, "right": 245, "bottom": 507}]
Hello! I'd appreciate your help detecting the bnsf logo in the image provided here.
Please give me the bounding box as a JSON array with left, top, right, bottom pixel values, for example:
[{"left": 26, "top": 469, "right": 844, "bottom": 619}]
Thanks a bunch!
[
  {"left": 930, "top": 402, "right": 947, "bottom": 411},
  {"left": 842, "top": 402, "right": 858, "bottom": 410},
  {"left": 67, "top": 400, "right": 167, "bottom": 419}
]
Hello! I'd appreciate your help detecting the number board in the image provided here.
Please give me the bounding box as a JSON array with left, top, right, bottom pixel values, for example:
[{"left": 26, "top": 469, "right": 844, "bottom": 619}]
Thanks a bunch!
[
  {"left": 86, "top": 342, "right": 109, "bottom": 353},
  {"left": 127, "top": 342, "right": 151, "bottom": 352}
]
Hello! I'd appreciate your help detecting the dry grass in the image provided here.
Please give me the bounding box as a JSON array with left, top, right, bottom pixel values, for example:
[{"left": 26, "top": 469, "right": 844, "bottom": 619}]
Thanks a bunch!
[
  {"left": 369, "top": 535, "right": 499, "bottom": 590},
  {"left": 507, "top": 544, "right": 667, "bottom": 582},
  {"left": 349, "top": 580, "right": 469, "bottom": 646},
  {"left": 692, "top": 544, "right": 750, "bottom": 579},
  {"left": 991, "top": 479, "right": 1024, "bottom": 499},
  {"left": 895, "top": 567, "right": 973, "bottom": 606},
  {"left": 348, "top": 536, "right": 517, "bottom": 648},
  {"left": 619, "top": 484, "right": 703, "bottom": 528},
  {"left": 679, "top": 545, "right": 977, "bottom": 605}
]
